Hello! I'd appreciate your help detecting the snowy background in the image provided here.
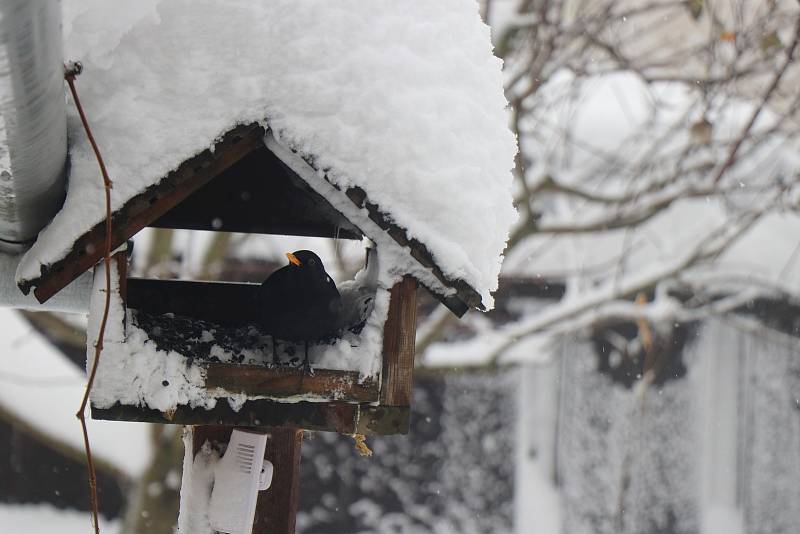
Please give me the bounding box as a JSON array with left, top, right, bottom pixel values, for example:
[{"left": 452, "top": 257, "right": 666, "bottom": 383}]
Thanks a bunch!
[{"left": 3, "top": 0, "right": 800, "bottom": 533}]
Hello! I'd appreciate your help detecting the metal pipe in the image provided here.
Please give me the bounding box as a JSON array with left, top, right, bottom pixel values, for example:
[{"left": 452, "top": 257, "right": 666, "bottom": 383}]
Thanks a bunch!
[
  {"left": 0, "top": 0, "right": 67, "bottom": 252},
  {"left": 0, "top": 252, "right": 91, "bottom": 313}
]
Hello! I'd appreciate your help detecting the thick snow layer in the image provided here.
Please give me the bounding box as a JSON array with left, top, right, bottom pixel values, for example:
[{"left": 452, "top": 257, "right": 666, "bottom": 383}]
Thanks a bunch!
[
  {"left": 18, "top": 0, "right": 516, "bottom": 309},
  {"left": 0, "top": 309, "right": 151, "bottom": 476},
  {"left": 0, "top": 503, "right": 119, "bottom": 534}
]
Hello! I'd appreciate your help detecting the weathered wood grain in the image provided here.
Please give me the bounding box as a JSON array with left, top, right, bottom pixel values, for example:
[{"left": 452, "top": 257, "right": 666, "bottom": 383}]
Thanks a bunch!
[
  {"left": 127, "top": 277, "right": 258, "bottom": 325},
  {"left": 380, "top": 276, "right": 418, "bottom": 408},
  {"left": 204, "top": 363, "right": 379, "bottom": 403}
]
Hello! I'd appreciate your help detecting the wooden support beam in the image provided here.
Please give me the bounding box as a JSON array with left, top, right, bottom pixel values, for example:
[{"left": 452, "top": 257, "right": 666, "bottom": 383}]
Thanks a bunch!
[
  {"left": 252, "top": 428, "right": 303, "bottom": 534},
  {"left": 112, "top": 252, "right": 129, "bottom": 340},
  {"left": 152, "top": 146, "right": 362, "bottom": 240},
  {"left": 380, "top": 276, "right": 418, "bottom": 408},
  {"left": 92, "top": 400, "right": 410, "bottom": 435},
  {"left": 355, "top": 405, "right": 410, "bottom": 436}
]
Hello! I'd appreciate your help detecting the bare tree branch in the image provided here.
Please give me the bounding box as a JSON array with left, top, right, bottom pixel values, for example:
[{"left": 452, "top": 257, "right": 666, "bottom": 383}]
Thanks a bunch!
[{"left": 711, "top": 15, "right": 800, "bottom": 186}]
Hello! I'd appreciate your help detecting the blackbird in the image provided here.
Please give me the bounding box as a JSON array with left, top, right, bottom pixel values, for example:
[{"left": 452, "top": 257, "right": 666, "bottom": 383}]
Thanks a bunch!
[{"left": 256, "top": 250, "right": 342, "bottom": 372}]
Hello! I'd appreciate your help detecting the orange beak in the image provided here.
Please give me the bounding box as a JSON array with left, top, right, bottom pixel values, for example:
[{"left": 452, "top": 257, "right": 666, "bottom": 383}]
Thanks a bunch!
[{"left": 286, "top": 252, "right": 301, "bottom": 266}]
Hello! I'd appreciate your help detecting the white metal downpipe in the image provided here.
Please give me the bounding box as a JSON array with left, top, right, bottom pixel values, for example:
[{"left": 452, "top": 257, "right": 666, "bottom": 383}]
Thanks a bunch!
[{"left": 0, "top": 0, "right": 67, "bottom": 252}]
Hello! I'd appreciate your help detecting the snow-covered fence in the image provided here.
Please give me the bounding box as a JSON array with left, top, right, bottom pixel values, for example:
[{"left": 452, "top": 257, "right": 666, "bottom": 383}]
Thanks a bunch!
[
  {"left": 558, "top": 336, "right": 700, "bottom": 534},
  {"left": 549, "top": 314, "right": 800, "bottom": 534}
]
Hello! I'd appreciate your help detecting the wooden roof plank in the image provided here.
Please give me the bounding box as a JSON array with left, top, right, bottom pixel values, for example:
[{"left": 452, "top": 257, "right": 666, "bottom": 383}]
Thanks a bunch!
[
  {"left": 342, "top": 185, "right": 483, "bottom": 316},
  {"left": 22, "top": 123, "right": 266, "bottom": 303}
]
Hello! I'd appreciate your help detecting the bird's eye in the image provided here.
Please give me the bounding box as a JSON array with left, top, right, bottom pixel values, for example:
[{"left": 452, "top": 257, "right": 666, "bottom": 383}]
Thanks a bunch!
[{"left": 309, "top": 259, "right": 317, "bottom": 266}]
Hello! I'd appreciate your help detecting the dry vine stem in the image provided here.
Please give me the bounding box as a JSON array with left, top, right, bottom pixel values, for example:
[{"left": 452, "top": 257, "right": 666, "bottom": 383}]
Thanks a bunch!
[
  {"left": 65, "top": 61, "right": 114, "bottom": 534},
  {"left": 351, "top": 433, "right": 373, "bottom": 457}
]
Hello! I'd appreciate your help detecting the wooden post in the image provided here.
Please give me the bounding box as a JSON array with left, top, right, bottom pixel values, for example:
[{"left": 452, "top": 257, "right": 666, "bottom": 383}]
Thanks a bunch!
[
  {"left": 252, "top": 428, "right": 303, "bottom": 534},
  {"left": 380, "top": 276, "right": 418, "bottom": 408},
  {"left": 191, "top": 426, "right": 303, "bottom": 534}
]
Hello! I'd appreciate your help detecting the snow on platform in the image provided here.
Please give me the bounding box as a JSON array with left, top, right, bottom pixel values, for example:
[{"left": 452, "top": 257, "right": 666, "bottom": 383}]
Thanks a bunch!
[
  {"left": 88, "top": 256, "right": 387, "bottom": 413},
  {"left": 18, "top": 0, "right": 516, "bottom": 309}
]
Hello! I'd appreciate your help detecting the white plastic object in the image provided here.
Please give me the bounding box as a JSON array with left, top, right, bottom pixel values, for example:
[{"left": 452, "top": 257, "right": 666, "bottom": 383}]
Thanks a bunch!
[
  {"left": 208, "top": 429, "right": 273, "bottom": 534},
  {"left": 258, "top": 460, "right": 274, "bottom": 491}
]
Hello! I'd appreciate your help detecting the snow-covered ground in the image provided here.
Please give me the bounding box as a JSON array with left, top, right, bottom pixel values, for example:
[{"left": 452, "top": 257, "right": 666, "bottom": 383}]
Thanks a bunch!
[
  {"left": 0, "top": 308, "right": 152, "bottom": 476},
  {"left": 0, "top": 503, "right": 119, "bottom": 534}
]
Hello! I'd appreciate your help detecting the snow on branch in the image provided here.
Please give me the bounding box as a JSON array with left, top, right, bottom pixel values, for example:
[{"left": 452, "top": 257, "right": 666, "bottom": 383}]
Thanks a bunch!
[
  {"left": 422, "top": 189, "right": 783, "bottom": 367},
  {"left": 449, "top": 0, "right": 800, "bottom": 365},
  {"left": 422, "top": 0, "right": 800, "bottom": 366}
]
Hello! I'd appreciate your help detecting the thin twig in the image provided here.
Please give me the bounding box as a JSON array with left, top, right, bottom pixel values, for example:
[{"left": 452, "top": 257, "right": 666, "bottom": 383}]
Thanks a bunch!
[
  {"left": 711, "top": 16, "right": 800, "bottom": 186},
  {"left": 65, "top": 62, "right": 114, "bottom": 534}
]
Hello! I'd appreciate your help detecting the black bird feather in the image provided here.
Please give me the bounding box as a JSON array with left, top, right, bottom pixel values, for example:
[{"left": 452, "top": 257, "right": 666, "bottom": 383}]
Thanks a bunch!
[{"left": 256, "top": 250, "right": 342, "bottom": 372}]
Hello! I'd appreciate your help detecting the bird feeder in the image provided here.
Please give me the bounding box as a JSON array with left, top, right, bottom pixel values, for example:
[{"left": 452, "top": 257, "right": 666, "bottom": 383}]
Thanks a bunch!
[{"left": 20, "top": 124, "right": 486, "bottom": 436}]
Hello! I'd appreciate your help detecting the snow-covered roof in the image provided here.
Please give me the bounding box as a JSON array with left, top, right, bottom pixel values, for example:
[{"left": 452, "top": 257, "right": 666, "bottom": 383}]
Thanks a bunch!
[{"left": 16, "top": 0, "right": 517, "bottom": 311}]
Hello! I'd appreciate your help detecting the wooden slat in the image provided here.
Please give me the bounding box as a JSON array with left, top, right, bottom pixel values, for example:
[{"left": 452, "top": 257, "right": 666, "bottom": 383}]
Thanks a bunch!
[
  {"left": 356, "top": 405, "right": 410, "bottom": 435},
  {"left": 91, "top": 401, "right": 411, "bottom": 435},
  {"left": 127, "top": 277, "right": 259, "bottom": 325},
  {"left": 204, "top": 364, "right": 379, "bottom": 403},
  {"left": 379, "top": 276, "right": 418, "bottom": 408},
  {"left": 25, "top": 123, "right": 266, "bottom": 303},
  {"left": 114, "top": 251, "right": 128, "bottom": 305},
  {"left": 252, "top": 428, "right": 303, "bottom": 534}
]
